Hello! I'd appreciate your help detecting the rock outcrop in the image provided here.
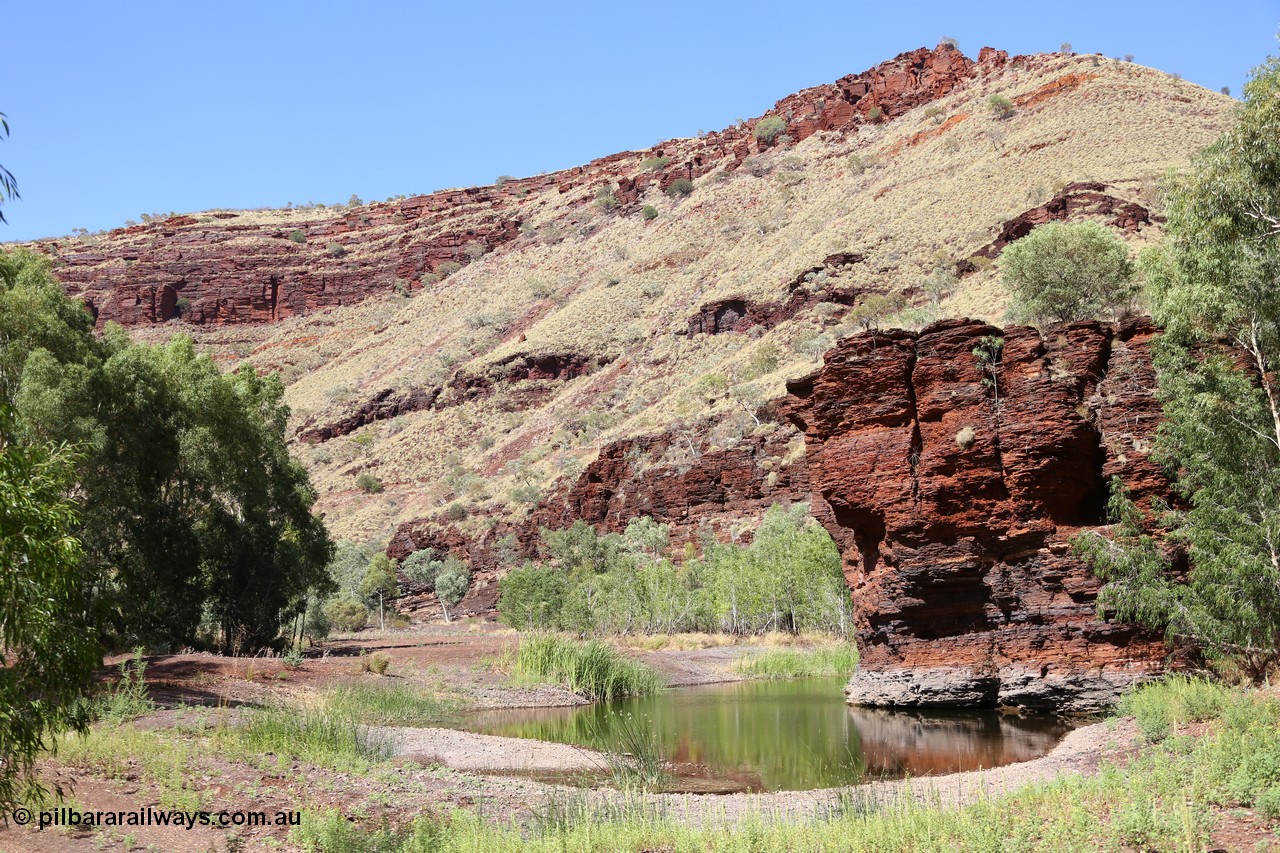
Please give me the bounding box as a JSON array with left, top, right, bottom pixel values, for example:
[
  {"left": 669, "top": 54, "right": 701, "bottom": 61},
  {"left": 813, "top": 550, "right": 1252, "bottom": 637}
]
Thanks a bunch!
[
  {"left": 32, "top": 44, "right": 1012, "bottom": 328},
  {"left": 783, "top": 317, "right": 1174, "bottom": 712}
]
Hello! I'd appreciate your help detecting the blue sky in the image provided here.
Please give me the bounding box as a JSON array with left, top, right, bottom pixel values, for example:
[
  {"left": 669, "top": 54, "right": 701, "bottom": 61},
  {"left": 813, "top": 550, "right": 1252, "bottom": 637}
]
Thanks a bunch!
[{"left": 3, "top": 1, "right": 1277, "bottom": 241}]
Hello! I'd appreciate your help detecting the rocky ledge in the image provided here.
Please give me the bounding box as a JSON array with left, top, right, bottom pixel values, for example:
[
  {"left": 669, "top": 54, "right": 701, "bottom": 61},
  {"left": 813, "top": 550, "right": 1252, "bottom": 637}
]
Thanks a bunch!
[{"left": 783, "top": 317, "right": 1177, "bottom": 712}]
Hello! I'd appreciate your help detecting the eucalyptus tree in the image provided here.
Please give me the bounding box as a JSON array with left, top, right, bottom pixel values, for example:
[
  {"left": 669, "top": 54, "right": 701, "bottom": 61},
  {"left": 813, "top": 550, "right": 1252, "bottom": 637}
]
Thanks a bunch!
[{"left": 1078, "top": 56, "right": 1280, "bottom": 678}]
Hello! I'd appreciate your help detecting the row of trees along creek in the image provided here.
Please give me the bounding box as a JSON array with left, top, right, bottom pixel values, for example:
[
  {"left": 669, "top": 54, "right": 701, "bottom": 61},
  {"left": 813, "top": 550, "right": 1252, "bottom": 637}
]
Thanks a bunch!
[
  {"left": 0, "top": 247, "right": 334, "bottom": 807},
  {"left": 495, "top": 505, "right": 852, "bottom": 636}
]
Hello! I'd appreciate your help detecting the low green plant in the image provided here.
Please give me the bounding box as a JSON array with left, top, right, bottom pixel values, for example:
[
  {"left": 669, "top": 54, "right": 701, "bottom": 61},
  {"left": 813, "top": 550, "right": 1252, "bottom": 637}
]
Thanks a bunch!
[
  {"left": 355, "top": 473, "right": 384, "bottom": 494},
  {"left": 288, "top": 229, "right": 306, "bottom": 244},
  {"left": 1119, "top": 676, "right": 1231, "bottom": 742},
  {"left": 731, "top": 643, "right": 859, "bottom": 679},
  {"left": 594, "top": 713, "right": 667, "bottom": 791},
  {"left": 326, "top": 242, "right": 346, "bottom": 258},
  {"left": 595, "top": 186, "right": 620, "bottom": 212},
  {"left": 323, "top": 683, "right": 461, "bottom": 725},
  {"left": 753, "top": 115, "right": 787, "bottom": 144},
  {"left": 665, "top": 179, "right": 693, "bottom": 198},
  {"left": 361, "top": 652, "right": 391, "bottom": 675},
  {"left": 988, "top": 93, "right": 1015, "bottom": 120},
  {"left": 508, "top": 634, "right": 662, "bottom": 700},
  {"left": 639, "top": 156, "right": 671, "bottom": 172},
  {"left": 641, "top": 205, "right": 658, "bottom": 221},
  {"left": 219, "top": 706, "right": 395, "bottom": 769},
  {"left": 95, "top": 649, "right": 155, "bottom": 724}
]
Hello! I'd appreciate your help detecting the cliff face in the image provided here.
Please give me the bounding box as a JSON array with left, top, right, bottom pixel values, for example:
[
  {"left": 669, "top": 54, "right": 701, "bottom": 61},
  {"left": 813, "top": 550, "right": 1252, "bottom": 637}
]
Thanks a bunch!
[
  {"left": 32, "top": 44, "right": 994, "bottom": 330},
  {"left": 783, "top": 318, "right": 1173, "bottom": 711}
]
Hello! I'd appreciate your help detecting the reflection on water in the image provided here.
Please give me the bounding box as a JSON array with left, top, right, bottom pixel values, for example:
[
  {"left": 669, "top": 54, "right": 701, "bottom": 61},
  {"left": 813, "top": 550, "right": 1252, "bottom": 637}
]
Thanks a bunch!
[{"left": 458, "top": 678, "right": 1075, "bottom": 792}]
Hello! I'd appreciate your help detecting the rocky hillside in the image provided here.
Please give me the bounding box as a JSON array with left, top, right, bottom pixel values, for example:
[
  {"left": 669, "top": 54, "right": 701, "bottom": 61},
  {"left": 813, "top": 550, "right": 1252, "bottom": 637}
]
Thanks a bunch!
[
  {"left": 28, "top": 44, "right": 1228, "bottom": 545},
  {"left": 23, "top": 44, "right": 1231, "bottom": 704}
]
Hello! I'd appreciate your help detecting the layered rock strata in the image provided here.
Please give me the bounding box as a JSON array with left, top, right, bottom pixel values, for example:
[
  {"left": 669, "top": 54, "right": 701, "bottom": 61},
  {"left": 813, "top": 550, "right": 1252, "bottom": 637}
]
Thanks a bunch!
[
  {"left": 32, "top": 44, "right": 1009, "bottom": 328},
  {"left": 783, "top": 317, "right": 1173, "bottom": 711}
]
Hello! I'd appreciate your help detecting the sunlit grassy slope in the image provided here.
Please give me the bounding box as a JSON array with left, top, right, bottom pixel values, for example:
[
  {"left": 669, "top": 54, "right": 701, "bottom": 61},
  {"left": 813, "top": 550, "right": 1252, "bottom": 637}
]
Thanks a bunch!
[{"left": 160, "top": 52, "right": 1228, "bottom": 543}]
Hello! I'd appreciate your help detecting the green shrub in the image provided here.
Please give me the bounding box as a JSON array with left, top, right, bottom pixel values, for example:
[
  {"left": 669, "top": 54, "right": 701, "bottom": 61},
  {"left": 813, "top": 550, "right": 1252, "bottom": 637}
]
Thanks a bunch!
[
  {"left": 1119, "top": 677, "right": 1232, "bottom": 742},
  {"left": 640, "top": 156, "right": 671, "bottom": 171},
  {"left": 866, "top": 106, "right": 884, "bottom": 121},
  {"left": 665, "top": 179, "right": 694, "bottom": 198},
  {"left": 510, "top": 634, "right": 661, "bottom": 700},
  {"left": 95, "top": 650, "right": 155, "bottom": 724},
  {"left": 988, "top": 93, "right": 1015, "bottom": 120},
  {"left": 436, "top": 260, "right": 462, "bottom": 278},
  {"left": 402, "top": 549, "right": 439, "bottom": 590},
  {"left": 444, "top": 502, "right": 468, "bottom": 521},
  {"left": 324, "top": 597, "right": 369, "bottom": 633},
  {"left": 641, "top": 205, "right": 658, "bottom": 221},
  {"left": 923, "top": 104, "right": 946, "bottom": 123},
  {"left": 355, "top": 473, "right": 383, "bottom": 494},
  {"left": 753, "top": 116, "right": 787, "bottom": 144},
  {"left": 595, "top": 186, "right": 620, "bottom": 212},
  {"left": 1000, "top": 220, "right": 1136, "bottom": 325},
  {"left": 361, "top": 652, "right": 391, "bottom": 675},
  {"left": 499, "top": 564, "right": 567, "bottom": 630},
  {"left": 288, "top": 229, "right": 306, "bottom": 244},
  {"left": 326, "top": 242, "right": 346, "bottom": 258}
]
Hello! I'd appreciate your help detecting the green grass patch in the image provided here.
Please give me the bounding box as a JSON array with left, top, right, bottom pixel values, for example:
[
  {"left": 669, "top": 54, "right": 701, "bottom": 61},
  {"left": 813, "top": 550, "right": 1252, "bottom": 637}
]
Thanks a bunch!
[
  {"left": 323, "top": 682, "right": 463, "bottom": 726},
  {"left": 215, "top": 705, "right": 396, "bottom": 770},
  {"left": 731, "top": 643, "right": 859, "bottom": 679},
  {"left": 507, "top": 634, "right": 662, "bottom": 701}
]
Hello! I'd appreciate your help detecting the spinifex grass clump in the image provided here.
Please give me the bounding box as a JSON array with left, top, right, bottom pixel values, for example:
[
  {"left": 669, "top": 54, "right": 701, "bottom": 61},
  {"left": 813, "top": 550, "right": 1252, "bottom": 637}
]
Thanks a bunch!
[
  {"left": 732, "top": 643, "right": 859, "bottom": 679},
  {"left": 510, "top": 634, "right": 661, "bottom": 701},
  {"left": 323, "top": 682, "right": 462, "bottom": 726}
]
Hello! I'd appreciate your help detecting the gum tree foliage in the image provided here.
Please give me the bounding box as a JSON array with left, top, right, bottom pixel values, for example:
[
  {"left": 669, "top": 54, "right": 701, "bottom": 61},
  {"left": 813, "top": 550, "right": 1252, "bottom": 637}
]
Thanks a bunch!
[
  {"left": 434, "top": 556, "right": 471, "bottom": 622},
  {"left": 1, "top": 247, "right": 334, "bottom": 653},
  {"left": 0, "top": 404, "right": 98, "bottom": 811},
  {"left": 0, "top": 112, "right": 17, "bottom": 223},
  {"left": 1075, "top": 57, "right": 1280, "bottom": 679},
  {"left": 999, "top": 220, "right": 1137, "bottom": 325},
  {"left": 361, "top": 553, "right": 399, "bottom": 630},
  {"left": 499, "top": 505, "right": 850, "bottom": 636}
]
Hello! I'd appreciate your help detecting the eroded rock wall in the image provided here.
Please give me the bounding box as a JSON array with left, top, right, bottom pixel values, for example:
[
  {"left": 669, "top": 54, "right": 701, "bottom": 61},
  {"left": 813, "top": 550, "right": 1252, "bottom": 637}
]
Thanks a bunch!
[{"left": 783, "top": 317, "right": 1173, "bottom": 711}]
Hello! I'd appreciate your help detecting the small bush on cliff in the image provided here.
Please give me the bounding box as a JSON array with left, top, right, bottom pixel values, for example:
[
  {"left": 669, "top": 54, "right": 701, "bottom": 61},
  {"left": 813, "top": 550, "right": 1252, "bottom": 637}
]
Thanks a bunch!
[
  {"left": 665, "top": 179, "right": 694, "bottom": 198},
  {"left": 753, "top": 116, "right": 787, "bottom": 144},
  {"left": 326, "top": 241, "right": 346, "bottom": 258},
  {"left": 640, "top": 156, "right": 670, "bottom": 172},
  {"left": 355, "top": 473, "right": 383, "bottom": 494},
  {"left": 1000, "top": 220, "right": 1137, "bottom": 325},
  {"left": 641, "top": 205, "right": 658, "bottom": 221},
  {"left": 594, "top": 185, "right": 620, "bottom": 212},
  {"left": 288, "top": 229, "right": 306, "bottom": 244},
  {"left": 987, "top": 93, "right": 1015, "bottom": 120},
  {"left": 954, "top": 426, "right": 976, "bottom": 450}
]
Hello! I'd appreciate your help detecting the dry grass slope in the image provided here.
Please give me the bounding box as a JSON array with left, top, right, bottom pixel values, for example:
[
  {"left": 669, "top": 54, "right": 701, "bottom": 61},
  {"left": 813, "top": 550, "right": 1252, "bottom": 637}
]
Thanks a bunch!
[{"left": 64, "top": 52, "right": 1239, "bottom": 542}]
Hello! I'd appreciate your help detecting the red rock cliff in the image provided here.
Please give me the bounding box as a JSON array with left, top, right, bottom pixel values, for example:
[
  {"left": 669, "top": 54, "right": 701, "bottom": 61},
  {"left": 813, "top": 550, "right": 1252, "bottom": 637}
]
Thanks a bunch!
[
  {"left": 30, "top": 44, "right": 1006, "bottom": 328},
  {"left": 783, "top": 317, "right": 1173, "bottom": 711}
]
